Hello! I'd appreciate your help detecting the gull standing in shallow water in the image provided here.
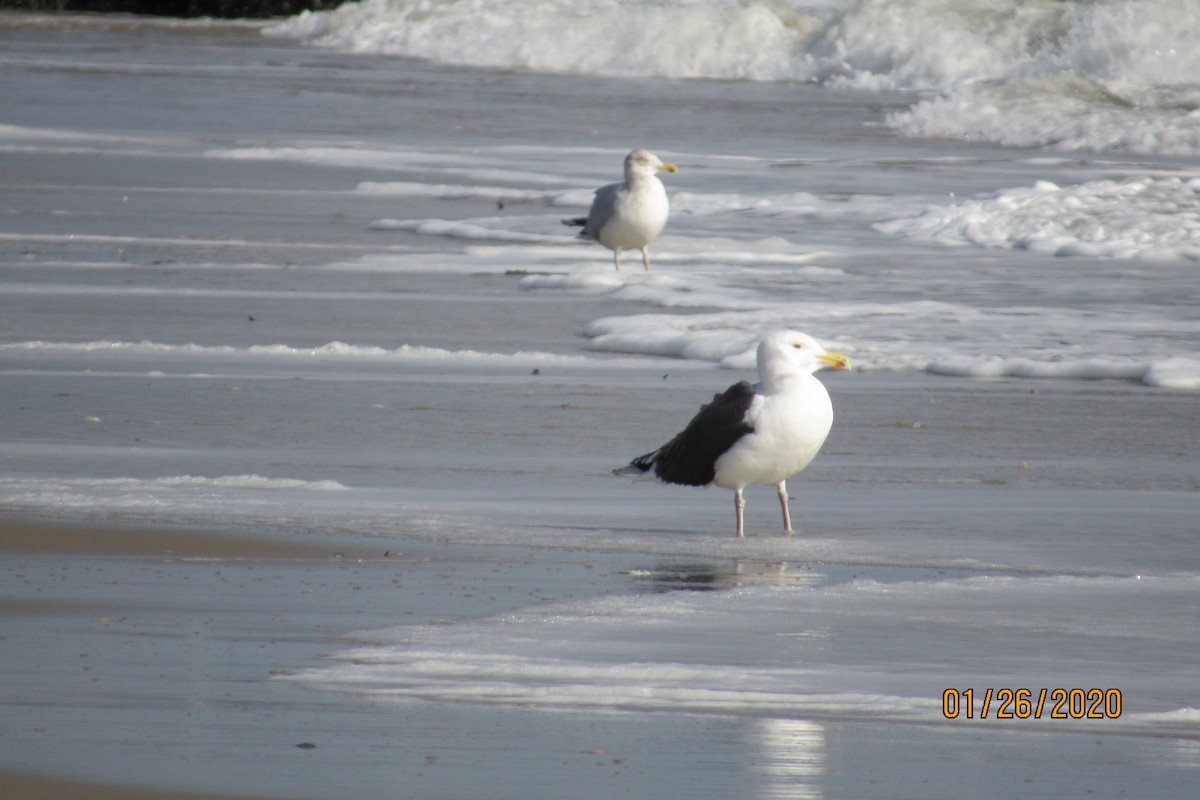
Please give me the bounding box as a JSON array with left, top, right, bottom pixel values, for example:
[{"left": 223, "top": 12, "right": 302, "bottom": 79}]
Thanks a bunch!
[
  {"left": 615, "top": 331, "right": 850, "bottom": 537},
  {"left": 564, "top": 148, "right": 677, "bottom": 271}
]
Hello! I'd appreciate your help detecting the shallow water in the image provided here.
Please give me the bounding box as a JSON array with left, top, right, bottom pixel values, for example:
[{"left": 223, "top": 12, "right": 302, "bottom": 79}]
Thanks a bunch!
[{"left": 1, "top": 7, "right": 1199, "bottom": 798}]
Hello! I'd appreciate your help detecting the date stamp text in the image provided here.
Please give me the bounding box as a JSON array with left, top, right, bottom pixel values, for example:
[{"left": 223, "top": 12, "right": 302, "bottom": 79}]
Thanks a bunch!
[{"left": 942, "top": 688, "right": 1122, "bottom": 720}]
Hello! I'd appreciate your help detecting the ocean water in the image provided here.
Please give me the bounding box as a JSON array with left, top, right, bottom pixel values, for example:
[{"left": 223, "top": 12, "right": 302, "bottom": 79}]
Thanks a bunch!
[{"left": 2, "top": 3, "right": 1199, "bottom": 796}]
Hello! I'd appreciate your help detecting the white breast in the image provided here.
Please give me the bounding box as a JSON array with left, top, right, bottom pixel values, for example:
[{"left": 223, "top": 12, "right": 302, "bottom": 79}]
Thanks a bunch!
[
  {"left": 711, "top": 376, "right": 833, "bottom": 490},
  {"left": 596, "top": 178, "right": 669, "bottom": 251}
]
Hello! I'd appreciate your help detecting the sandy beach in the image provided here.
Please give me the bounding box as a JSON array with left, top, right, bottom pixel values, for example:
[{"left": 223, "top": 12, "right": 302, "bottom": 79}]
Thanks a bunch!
[
  {"left": 1, "top": 517, "right": 373, "bottom": 798},
  {"left": 3, "top": 365, "right": 1198, "bottom": 798},
  {"left": 0, "top": 768, "right": 280, "bottom": 800},
  {"left": 1, "top": 517, "right": 684, "bottom": 798}
]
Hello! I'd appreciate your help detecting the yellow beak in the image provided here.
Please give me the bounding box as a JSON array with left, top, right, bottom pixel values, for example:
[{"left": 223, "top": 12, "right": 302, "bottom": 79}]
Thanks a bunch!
[
  {"left": 659, "top": 162, "right": 678, "bottom": 173},
  {"left": 817, "top": 351, "right": 851, "bottom": 370}
]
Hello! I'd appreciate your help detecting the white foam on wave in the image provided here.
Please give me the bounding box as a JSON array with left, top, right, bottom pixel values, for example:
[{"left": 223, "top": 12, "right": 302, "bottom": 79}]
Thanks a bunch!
[
  {"left": 581, "top": 302, "right": 938, "bottom": 370},
  {"left": 0, "top": 338, "right": 597, "bottom": 367},
  {"left": 288, "top": 648, "right": 930, "bottom": 720},
  {"left": 580, "top": 303, "right": 1200, "bottom": 388},
  {"left": 207, "top": 145, "right": 572, "bottom": 186},
  {"left": 1132, "top": 708, "right": 1200, "bottom": 726},
  {"left": 884, "top": 1, "right": 1200, "bottom": 155},
  {"left": 285, "top": 571, "right": 1199, "bottom": 727},
  {"left": 0, "top": 123, "right": 170, "bottom": 147},
  {"left": 830, "top": 0, "right": 1200, "bottom": 155},
  {"left": 317, "top": 247, "right": 595, "bottom": 274},
  {"left": 268, "top": 0, "right": 816, "bottom": 81},
  {"left": 0, "top": 230, "right": 377, "bottom": 255},
  {"left": 269, "top": 0, "right": 1200, "bottom": 156},
  {"left": 342, "top": 161, "right": 1200, "bottom": 391},
  {"left": 0, "top": 11, "right": 265, "bottom": 32},
  {"left": 1143, "top": 359, "right": 1200, "bottom": 390},
  {"left": 368, "top": 217, "right": 566, "bottom": 245},
  {"left": 876, "top": 178, "right": 1200, "bottom": 261},
  {"left": 356, "top": 180, "right": 572, "bottom": 205},
  {"left": 672, "top": 189, "right": 908, "bottom": 223},
  {"left": 0, "top": 474, "right": 345, "bottom": 515},
  {"left": 925, "top": 355, "right": 1200, "bottom": 388},
  {"left": 138, "top": 474, "right": 345, "bottom": 490},
  {"left": 335, "top": 145, "right": 906, "bottom": 224},
  {"left": 283, "top": 584, "right": 933, "bottom": 720},
  {"left": 523, "top": 271, "right": 768, "bottom": 311}
]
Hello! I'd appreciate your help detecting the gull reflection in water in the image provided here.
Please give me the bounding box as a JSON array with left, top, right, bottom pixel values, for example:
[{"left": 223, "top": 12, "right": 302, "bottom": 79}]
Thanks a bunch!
[
  {"left": 752, "top": 718, "right": 825, "bottom": 800},
  {"left": 627, "top": 560, "right": 825, "bottom": 592}
]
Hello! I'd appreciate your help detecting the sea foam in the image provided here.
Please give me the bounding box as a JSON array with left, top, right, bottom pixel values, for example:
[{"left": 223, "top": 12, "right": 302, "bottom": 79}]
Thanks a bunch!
[
  {"left": 284, "top": 571, "right": 1199, "bottom": 725},
  {"left": 0, "top": 339, "right": 622, "bottom": 366},
  {"left": 876, "top": 178, "right": 1200, "bottom": 260},
  {"left": 269, "top": 0, "right": 1200, "bottom": 156}
]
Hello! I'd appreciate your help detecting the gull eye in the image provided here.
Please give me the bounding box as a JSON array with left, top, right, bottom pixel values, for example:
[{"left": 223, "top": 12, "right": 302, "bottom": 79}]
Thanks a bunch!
[{"left": 792, "top": 342, "right": 804, "bottom": 349}]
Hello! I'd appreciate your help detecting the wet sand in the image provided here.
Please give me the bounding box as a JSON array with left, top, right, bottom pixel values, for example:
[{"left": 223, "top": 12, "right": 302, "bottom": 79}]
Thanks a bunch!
[
  {"left": 4, "top": 365, "right": 1199, "bottom": 800},
  {"left": 0, "top": 516, "right": 672, "bottom": 799},
  {"left": 0, "top": 519, "right": 348, "bottom": 559},
  {"left": 0, "top": 518, "right": 359, "bottom": 798},
  {"left": 0, "top": 769, "right": 281, "bottom": 800},
  {"left": 4, "top": 368, "right": 1200, "bottom": 799}
]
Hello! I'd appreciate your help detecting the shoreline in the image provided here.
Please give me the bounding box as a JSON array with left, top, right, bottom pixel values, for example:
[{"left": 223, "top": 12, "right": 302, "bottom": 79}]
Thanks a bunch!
[
  {"left": 0, "top": 515, "right": 411, "bottom": 798},
  {"left": 0, "top": 516, "right": 354, "bottom": 560},
  {"left": 0, "top": 769, "right": 286, "bottom": 800},
  {"left": 0, "top": 515, "right": 374, "bottom": 798},
  {"left": 0, "top": 515, "right": 669, "bottom": 799}
]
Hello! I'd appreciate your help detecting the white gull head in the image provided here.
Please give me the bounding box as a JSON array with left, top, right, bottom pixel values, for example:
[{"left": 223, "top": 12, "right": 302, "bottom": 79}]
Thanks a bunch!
[{"left": 755, "top": 329, "right": 850, "bottom": 393}]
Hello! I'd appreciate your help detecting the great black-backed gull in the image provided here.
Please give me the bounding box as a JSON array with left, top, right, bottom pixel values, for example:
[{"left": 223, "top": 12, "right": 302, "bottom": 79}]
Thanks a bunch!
[
  {"left": 616, "top": 330, "right": 850, "bottom": 537},
  {"left": 563, "top": 148, "right": 677, "bottom": 271}
]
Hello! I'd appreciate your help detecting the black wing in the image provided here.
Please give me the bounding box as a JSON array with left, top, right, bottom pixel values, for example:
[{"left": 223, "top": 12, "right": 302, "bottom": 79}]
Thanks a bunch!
[{"left": 633, "top": 381, "right": 756, "bottom": 487}]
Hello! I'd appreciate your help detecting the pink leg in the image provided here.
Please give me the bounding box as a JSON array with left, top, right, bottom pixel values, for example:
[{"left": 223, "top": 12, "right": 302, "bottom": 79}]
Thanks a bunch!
[
  {"left": 640, "top": 246, "right": 652, "bottom": 271},
  {"left": 777, "top": 480, "right": 792, "bottom": 534},
  {"left": 734, "top": 487, "right": 745, "bottom": 538},
  {"left": 613, "top": 250, "right": 622, "bottom": 271}
]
